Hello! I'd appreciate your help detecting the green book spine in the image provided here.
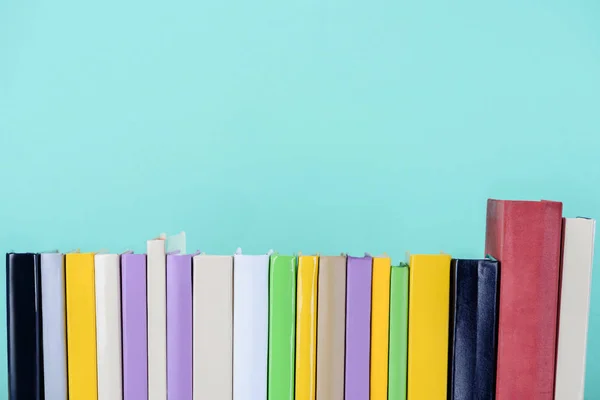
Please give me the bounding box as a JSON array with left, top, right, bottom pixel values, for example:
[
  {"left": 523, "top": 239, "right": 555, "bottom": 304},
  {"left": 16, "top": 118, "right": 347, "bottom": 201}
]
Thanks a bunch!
[
  {"left": 388, "top": 265, "right": 409, "bottom": 400},
  {"left": 268, "top": 254, "right": 297, "bottom": 400}
]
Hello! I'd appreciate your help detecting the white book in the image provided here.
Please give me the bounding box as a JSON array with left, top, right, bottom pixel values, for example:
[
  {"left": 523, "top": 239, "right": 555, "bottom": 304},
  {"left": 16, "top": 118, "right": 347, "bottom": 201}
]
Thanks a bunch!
[
  {"left": 193, "top": 255, "right": 233, "bottom": 400},
  {"left": 233, "top": 249, "right": 270, "bottom": 400},
  {"left": 555, "top": 217, "right": 596, "bottom": 400},
  {"left": 94, "top": 253, "right": 123, "bottom": 400}
]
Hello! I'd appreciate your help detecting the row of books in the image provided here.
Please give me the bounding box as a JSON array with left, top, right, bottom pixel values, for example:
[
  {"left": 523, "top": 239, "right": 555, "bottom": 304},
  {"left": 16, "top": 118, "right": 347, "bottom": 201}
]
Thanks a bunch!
[{"left": 5, "top": 199, "right": 595, "bottom": 400}]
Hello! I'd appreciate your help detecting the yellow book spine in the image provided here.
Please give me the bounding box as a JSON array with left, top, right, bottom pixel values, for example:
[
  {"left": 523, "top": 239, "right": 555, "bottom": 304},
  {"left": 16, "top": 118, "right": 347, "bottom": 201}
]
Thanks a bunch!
[
  {"left": 407, "top": 254, "right": 451, "bottom": 400},
  {"left": 295, "top": 255, "right": 319, "bottom": 400},
  {"left": 370, "top": 256, "right": 392, "bottom": 400},
  {"left": 66, "top": 253, "right": 98, "bottom": 400}
]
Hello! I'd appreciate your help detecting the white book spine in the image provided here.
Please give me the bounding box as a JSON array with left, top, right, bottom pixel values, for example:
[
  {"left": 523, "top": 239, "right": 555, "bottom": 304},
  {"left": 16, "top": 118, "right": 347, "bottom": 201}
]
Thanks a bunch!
[
  {"left": 94, "top": 254, "right": 123, "bottom": 400},
  {"left": 193, "top": 255, "right": 233, "bottom": 400},
  {"left": 233, "top": 252, "right": 270, "bottom": 400},
  {"left": 147, "top": 239, "right": 167, "bottom": 400},
  {"left": 40, "top": 253, "right": 68, "bottom": 400},
  {"left": 555, "top": 218, "right": 596, "bottom": 400}
]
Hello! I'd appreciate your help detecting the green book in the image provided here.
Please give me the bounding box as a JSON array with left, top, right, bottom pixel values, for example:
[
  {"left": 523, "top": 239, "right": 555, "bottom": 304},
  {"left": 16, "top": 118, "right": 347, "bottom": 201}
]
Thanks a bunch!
[
  {"left": 268, "top": 254, "right": 297, "bottom": 400},
  {"left": 388, "top": 263, "right": 409, "bottom": 400}
]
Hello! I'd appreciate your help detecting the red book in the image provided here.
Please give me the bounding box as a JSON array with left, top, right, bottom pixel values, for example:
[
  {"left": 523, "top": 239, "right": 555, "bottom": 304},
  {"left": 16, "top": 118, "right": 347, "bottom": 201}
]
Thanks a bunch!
[{"left": 485, "top": 199, "right": 563, "bottom": 400}]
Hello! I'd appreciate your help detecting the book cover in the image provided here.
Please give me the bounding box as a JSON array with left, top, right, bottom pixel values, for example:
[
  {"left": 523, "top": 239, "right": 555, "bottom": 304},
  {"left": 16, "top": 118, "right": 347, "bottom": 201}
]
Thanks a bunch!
[
  {"left": 555, "top": 218, "right": 596, "bottom": 400},
  {"left": 233, "top": 250, "right": 270, "bottom": 400},
  {"left": 94, "top": 254, "right": 123, "bottom": 400},
  {"left": 388, "top": 264, "right": 408, "bottom": 400},
  {"left": 407, "top": 254, "right": 451, "bottom": 400},
  {"left": 65, "top": 252, "right": 98, "bottom": 400},
  {"left": 448, "top": 258, "right": 500, "bottom": 400},
  {"left": 147, "top": 237, "right": 167, "bottom": 400},
  {"left": 267, "top": 254, "right": 297, "bottom": 400},
  {"left": 121, "top": 253, "right": 148, "bottom": 400},
  {"left": 6, "top": 253, "right": 44, "bottom": 400},
  {"left": 316, "top": 255, "right": 347, "bottom": 400},
  {"left": 370, "top": 256, "right": 391, "bottom": 400},
  {"left": 345, "top": 255, "right": 373, "bottom": 400},
  {"left": 40, "top": 253, "right": 68, "bottom": 400},
  {"left": 485, "top": 199, "right": 563, "bottom": 399},
  {"left": 193, "top": 254, "right": 234, "bottom": 400},
  {"left": 295, "top": 255, "right": 319, "bottom": 400},
  {"left": 166, "top": 253, "right": 193, "bottom": 400}
]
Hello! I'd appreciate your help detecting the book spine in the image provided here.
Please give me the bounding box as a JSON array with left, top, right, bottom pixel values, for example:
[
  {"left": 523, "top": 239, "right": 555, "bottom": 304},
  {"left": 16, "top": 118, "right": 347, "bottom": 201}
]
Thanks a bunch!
[
  {"left": 65, "top": 253, "right": 98, "bottom": 400},
  {"left": 267, "top": 255, "right": 297, "bottom": 400},
  {"left": 166, "top": 254, "right": 193, "bottom": 400},
  {"left": 193, "top": 255, "right": 234, "bottom": 400},
  {"left": 344, "top": 256, "right": 373, "bottom": 400},
  {"left": 295, "top": 255, "right": 319, "bottom": 400},
  {"left": 94, "top": 254, "right": 123, "bottom": 400},
  {"left": 370, "top": 257, "right": 392, "bottom": 400},
  {"left": 233, "top": 254, "right": 269, "bottom": 400},
  {"left": 40, "top": 253, "right": 68, "bottom": 400},
  {"left": 121, "top": 254, "right": 148, "bottom": 400},
  {"left": 147, "top": 239, "right": 167, "bottom": 400},
  {"left": 388, "top": 265, "right": 408, "bottom": 400},
  {"left": 408, "top": 254, "right": 451, "bottom": 399}
]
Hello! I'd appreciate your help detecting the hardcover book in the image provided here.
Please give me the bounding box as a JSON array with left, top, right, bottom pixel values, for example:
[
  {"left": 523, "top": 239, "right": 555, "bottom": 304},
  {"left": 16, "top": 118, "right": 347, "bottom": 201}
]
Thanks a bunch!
[
  {"left": 388, "top": 264, "right": 408, "bottom": 400},
  {"left": 370, "top": 256, "right": 392, "bottom": 400}
]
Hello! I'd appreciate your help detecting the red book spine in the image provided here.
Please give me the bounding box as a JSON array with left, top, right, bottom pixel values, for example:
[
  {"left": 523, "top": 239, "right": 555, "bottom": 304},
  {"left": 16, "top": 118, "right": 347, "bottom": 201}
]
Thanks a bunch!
[{"left": 485, "top": 199, "right": 563, "bottom": 400}]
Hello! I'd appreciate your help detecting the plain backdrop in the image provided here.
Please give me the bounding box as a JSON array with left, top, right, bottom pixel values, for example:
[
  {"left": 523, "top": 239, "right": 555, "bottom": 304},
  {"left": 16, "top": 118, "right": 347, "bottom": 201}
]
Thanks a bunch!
[{"left": 1, "top": 0, "right": 599, "bottom": 396}]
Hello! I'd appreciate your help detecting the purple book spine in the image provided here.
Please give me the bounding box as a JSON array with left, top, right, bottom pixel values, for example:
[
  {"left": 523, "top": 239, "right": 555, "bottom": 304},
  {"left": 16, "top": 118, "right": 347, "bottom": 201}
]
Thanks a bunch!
[
  {"left": 344, "top": 255, "right": 373, "bottom": 400},
  {"left": 167, "top": 254, "right": 193, "bottom": 400},
  {"left": 121, "top": 254, "right": 148, "bottom": 400}
]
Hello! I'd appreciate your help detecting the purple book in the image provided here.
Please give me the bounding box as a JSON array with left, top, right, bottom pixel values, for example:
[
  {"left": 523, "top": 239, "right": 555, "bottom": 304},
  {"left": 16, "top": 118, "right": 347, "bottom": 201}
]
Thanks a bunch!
[
  {"left": 167, "top": 253, "right": 193, "bottom": 400},
  {"left": 121, "top": 253, "right": 148, "bottom": 400},
  {"left": 344, "top": 255, "right": 373, "bottom": 400}
]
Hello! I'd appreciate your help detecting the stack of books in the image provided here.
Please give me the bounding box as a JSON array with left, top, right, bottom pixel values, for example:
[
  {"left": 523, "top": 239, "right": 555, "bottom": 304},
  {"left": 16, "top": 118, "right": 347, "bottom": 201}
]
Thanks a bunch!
[{"left": 5, "top": 199, "right": 595, "bottom": 400}]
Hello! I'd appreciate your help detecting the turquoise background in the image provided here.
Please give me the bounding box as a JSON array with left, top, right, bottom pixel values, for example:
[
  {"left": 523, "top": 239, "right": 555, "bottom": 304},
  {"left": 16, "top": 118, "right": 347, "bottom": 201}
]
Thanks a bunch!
[{"left": 1, "top": 0, "right": 599, "bottom": 396}]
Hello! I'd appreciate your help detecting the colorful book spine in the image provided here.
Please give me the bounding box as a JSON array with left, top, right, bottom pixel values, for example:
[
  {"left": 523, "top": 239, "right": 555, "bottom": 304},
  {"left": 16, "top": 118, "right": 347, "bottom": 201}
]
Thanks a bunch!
[
  {"left": 388, "top": 264, "right": 409, "bottom": 400},
  {"left": 448, "top": 258, "right": 500, "bottom": 400},
  {"left": 147, "top": 237, "right": 167, "bottom": 400},
  {"left": 345, "top": 255, "right": 373, "bottom": 400},
  {"left": 370, "top": 256, "right": 392, "bottom": 400},
  {"left": 121, "top": 253, "right": 148, "bottom": 400},
  {"left": 166, "top": 253, "right": 193, "bottom": 400},
  {"left": 408, "top": 254, "right": 451, "bottom": 400},
  {"left": 193, "top": 255, "right": 234, "bottom": 400},
  {"left": 65, "top": 252, "right": 98, "bottom": 400},
  {"left": 295, "top": 255, "right": 319, "bottom": 400},
  {"left": 233, "top": 252, "right": 270, "bottom": 400},
  {"left": 94, "top": 254, "right": 123, "bottom": 400},
  {"left": 267, "top": 254, "right": 297, "bottom": 400},
  {"left": 316, "top": 255, "right": 347, "bottom": 400},
  {"left": 40, "top": 253, "right": 68, "bottom": 400},
  {"left": 485, "top": 199, "right": 563, "bottom": 399}
]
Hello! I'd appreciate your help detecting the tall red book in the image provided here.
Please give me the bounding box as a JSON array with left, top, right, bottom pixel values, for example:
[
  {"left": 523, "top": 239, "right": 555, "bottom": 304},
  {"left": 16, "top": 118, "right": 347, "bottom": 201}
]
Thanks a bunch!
[{"left": 485, "top": 199, "right": 563, "bottom": 400}]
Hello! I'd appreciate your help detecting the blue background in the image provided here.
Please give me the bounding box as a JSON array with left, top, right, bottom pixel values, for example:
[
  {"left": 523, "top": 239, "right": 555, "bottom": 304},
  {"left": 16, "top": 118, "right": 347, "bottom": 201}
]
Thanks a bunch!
[{"left": 1, "top": 0, "right": 599, "bottom": 396}]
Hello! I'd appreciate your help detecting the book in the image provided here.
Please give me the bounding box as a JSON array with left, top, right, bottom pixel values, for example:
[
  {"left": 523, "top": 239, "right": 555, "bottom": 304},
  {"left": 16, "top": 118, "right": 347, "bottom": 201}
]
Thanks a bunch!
[
  {"left": 370, "top": 256, "right": 392, "bottom": 400},
  {"left": 6, "top": 253, "right": 44, "bottom": 400},
  {"left": 40, "top": 252, "right": 68, "bottom": 400},
  {"left": 166, "top": 253, "right": 193, "bottom": 400},
  {"left": 316, "top": 255, "right": 347, "bottom": 400},
  {"left": 388, "top": 264, "right": 409, "bottom": 400},
  {"left": 233, "top": 250, "right": 270, "bottom": 400},
  {"left": 555, "top": 218, "right": 596, "bottom": 400},
  {"left": 407, "top": 254, "right": 451, "bottom": 400},
  {"left": 193, "top": 255, "right": 234, "bottom": 400},
  {"left": 267, "top": 254, "right": 297, "bottom": 400},
  {"left": 121, "top": 253, "right": 148, "bottom": 400},
  {"left": 448, "top": 258, "right": 500, "bottom": 400},
  {"left": 345, "top": 255, "right": 373, "bottom": 400},
  {"left": 147, "top": 237, "right": 167, "bottom": 400},
  {"left": 485, "top": 199, "right": 563, "bottom": 399},
  {"left": 65, "top": 252, "right": 98, "bottom": 400},
  {"left": 295, "top": 255, "right": 319, "bottom": 400},
  {"left": 94, "top": 254, "right": 123, "bottom": 400}
]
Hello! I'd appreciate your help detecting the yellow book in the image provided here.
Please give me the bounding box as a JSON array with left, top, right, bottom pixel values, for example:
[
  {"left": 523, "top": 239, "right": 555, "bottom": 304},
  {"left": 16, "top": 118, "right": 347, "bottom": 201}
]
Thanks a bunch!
[
  {"left": 408, "top": 254, "right": 451, "bottom": 400},
  {"left": 295, "top": 255, "right": 319, "bottom": 400},
  {"left": 66, "top": 253, "right": 98, "bottom": 400},
  {"left": 370, "top": 256, "right": 392, "bottom": 400}
]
